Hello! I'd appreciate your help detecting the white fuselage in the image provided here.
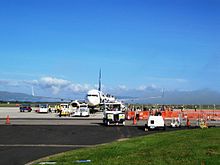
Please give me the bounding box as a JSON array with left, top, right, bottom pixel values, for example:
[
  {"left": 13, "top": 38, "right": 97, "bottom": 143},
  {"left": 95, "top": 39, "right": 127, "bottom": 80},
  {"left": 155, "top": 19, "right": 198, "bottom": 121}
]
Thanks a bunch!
[
  {"left": 69, "top": 100, "right": 90, "bottom": 116},
  {"left": 86, "top": 89, "right": 116, "bottom": 107}
]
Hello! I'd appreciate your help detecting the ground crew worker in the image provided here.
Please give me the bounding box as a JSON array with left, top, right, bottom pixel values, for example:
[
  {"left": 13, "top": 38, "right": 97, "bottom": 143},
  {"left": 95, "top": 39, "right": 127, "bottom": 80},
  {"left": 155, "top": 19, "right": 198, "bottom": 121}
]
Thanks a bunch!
[
  {"left": 49, "top": 105, "right": 51, "bottom": 113},
  {"left": 59, "top": 107, "right": 62, "bottom": 117},
  {"left": 186, "top": 118, "right": 190, "bottom": 127}
]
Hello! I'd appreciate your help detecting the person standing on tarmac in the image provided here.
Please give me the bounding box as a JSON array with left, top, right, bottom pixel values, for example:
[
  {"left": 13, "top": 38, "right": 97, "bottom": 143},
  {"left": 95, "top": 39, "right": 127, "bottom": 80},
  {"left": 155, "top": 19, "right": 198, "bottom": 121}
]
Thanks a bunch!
[
  {"left": 136, "top": 107, "right": 141, "bottom": 120},
  {"left": 59, "top": 108, "right": 62, "bottom": 117}
]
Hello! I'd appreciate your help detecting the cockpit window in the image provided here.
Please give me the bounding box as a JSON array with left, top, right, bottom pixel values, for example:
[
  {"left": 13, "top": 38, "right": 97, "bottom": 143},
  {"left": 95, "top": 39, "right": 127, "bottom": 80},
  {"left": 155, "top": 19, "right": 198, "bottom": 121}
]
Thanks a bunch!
[
  {"left": 71, "top": 103, "right": 78, "bottom": 107},
  {"left": 87, "top": 94, "right": 98, "bottom": 97}
]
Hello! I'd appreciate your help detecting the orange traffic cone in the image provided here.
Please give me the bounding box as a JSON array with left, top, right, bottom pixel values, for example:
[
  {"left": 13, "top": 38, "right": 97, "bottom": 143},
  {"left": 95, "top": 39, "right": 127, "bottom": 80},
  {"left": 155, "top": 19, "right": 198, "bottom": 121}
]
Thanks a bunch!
[
  {"left": 133, "top": 116, "right": 137, "bottom": 125},
  {"left": 6, "top": 115, "right": 10, "bottom": 125}
]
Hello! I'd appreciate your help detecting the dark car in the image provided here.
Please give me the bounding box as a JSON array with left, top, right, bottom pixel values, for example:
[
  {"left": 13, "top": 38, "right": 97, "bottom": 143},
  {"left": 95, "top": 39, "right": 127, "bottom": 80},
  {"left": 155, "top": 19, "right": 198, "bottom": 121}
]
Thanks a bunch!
[{"left": 20, "top": 104, "right": 32, "bottom": 112}]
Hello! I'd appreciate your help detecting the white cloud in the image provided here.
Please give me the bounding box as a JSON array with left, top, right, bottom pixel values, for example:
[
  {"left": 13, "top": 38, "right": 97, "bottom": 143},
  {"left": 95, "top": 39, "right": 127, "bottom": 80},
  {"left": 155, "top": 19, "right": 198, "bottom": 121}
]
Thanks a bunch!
[
  {"left": 35, "top": 77, "right": 94, "bottom": 94},
  {"left": 67, "top": 83, "right": 91, "bottom": 93},
  {"left": 39, "top": 77, "right": 71, "bottom": 88},
  {"left": 51, "top": 86, "right": 61, "bottom": 94},
  {"left": 0, "top": 76, "right": 96, "bottom": 95},
  {"left": 137, "top": 84, "right": 158, "bottom": 91},
  {"left": 118, "top": 85, "right": 127, "bottom": 90}
]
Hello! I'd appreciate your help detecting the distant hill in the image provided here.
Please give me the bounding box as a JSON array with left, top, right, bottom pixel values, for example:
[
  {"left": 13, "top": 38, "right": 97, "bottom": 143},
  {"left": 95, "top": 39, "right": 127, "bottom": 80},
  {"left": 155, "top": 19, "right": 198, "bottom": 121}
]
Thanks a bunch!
[
  {"left": 161, "top": 89, "right": 220, "bottom": 104},
  {"left": 0, "top": 91, "right": 60, "bottom": 102},
  {"left": 0, "top": 91, "right": 34, "bottom": 101},
  {"left": 0, "top": 89, "right": 220, "bottom": 104},
  {"left": 115, "top": 89, "right": 220, "bottom": 104}
]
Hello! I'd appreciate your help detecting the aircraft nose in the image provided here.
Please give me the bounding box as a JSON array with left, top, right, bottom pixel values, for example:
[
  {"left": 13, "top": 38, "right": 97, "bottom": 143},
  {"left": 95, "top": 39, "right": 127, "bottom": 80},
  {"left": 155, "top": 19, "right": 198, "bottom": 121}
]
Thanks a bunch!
[{"left": 87, "top": 97, "right": 99, "bottom": 106}]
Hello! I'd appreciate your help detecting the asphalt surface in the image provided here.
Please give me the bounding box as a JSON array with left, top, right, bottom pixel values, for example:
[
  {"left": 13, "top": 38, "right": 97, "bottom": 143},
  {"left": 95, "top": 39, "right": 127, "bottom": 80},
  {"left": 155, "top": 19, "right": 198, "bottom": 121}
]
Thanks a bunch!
[
  {"left": 0, "top": 107, "right": 218, "bottom": 165},
  {"left": 0, "top": 125, "right": 148, "bottom": 165}
]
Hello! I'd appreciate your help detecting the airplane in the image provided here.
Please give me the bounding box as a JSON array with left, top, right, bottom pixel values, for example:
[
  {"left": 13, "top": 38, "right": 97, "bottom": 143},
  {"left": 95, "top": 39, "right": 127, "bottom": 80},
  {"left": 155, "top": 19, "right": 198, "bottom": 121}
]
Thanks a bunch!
[
  {"left": 31, "top": 69, "right": 164, "bottom": 110},
  {"left": 86, "top": 69, "right": 117, "bottom": 107},
  {"left": 86, "top": 69, "right": 164, "bottom": 108}
]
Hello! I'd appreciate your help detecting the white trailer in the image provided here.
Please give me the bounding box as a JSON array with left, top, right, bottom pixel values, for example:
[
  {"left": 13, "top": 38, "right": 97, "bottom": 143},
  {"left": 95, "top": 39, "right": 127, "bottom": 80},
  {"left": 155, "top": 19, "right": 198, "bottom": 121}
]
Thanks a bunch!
[{"left": 145, "top": 115, "right": 165, "bottom": 131}]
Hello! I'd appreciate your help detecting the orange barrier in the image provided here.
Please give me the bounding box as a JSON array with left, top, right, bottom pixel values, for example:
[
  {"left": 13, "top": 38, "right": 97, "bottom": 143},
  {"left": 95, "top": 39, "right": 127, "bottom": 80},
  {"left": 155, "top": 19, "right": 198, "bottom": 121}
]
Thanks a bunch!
[
  {"left": 138, "top": 111, "right": 149, "bottom": 120},
  {"left": 126, "top": 111, "right": 135, "bottom": 120},
  {"left": 126, "top": 110, "right": 220, "bottom": 120},
  {"left": 126, "top": 111, "right": 150, "bottom": 120},
  {"left": 182, "top": 110, "right": 220, "bottom": 120}
]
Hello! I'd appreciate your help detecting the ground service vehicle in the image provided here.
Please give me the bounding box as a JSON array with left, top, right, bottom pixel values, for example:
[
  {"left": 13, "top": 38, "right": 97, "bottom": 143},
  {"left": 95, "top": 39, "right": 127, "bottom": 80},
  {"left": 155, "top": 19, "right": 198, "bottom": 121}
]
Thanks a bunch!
[
  {"left": 102, "top": 102, "right": 125, "bottom": 126},
  {"left": 38, "top": 104, "right": 49, "bottom": 113},
  {"left": 60, "top": 103, "right": 70, "bottom": 116},
  {"left": 70, "top": 100, "right": 90, "bottom": 117},
  {"left": 171, "top": 117, "right": 181, "bottom": 127},
  {"left": 20, "top": 104, "right": 32, "bottom": 112},
  {"left": 145, "top": 115, "right": 165, "bottom": 131}
]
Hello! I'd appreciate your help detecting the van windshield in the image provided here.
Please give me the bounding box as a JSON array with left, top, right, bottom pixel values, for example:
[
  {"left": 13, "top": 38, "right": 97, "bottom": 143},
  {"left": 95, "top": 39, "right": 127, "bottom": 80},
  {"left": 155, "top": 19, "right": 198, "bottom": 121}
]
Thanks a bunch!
[{"left": 40, "top": 105, "right": 47, "bottom": 108}]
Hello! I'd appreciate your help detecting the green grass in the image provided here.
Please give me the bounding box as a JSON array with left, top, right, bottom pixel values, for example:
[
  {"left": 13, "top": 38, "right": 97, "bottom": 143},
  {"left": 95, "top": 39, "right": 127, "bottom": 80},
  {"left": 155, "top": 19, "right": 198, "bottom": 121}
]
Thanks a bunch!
[
  {"left": 35, "top": 128, "right": 220, "bottom": 165},
  {"left": 0, "top": 103, "right": 18, "bottom": 107}
]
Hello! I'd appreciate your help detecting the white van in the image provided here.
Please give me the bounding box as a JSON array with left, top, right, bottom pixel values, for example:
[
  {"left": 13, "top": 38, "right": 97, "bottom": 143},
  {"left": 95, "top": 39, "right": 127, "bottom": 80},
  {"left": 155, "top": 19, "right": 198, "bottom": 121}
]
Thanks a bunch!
[
  {"left": 145, "top": 115, "right": 165, "bottom": 131},
  {"left": 39, "top": 104, "right": 49, "bottom": 113}
]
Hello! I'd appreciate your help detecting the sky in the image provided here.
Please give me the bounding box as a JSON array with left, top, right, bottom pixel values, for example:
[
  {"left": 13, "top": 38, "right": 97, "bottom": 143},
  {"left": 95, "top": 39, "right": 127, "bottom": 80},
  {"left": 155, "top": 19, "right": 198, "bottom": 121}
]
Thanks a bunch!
[{"left": 0, "top": 0, "right": 220, "bottom": 98}]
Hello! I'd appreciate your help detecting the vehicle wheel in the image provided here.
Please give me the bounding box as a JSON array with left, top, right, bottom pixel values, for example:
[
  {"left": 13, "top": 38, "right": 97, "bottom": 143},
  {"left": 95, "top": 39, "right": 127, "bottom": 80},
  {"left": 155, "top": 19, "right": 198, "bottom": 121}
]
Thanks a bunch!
[
  {"left": 123, "top": 121, "right": 125, "bottom": 126},
  {"left": 103, "top": 120, "right": 107, "bottom": 126},
  {"left": 163, "top": 124, "right": 166, "bottom": 130},
  {"left": 107, "top": 121, "right": 110, "bottom": 126}
]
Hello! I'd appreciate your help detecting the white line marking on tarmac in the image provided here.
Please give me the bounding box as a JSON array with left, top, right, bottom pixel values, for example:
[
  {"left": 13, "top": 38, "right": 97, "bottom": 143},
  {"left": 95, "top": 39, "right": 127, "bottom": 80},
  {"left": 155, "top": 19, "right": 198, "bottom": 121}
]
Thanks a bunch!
[{"left": 0, "top": 144, "right": 94, "bottom": 148}]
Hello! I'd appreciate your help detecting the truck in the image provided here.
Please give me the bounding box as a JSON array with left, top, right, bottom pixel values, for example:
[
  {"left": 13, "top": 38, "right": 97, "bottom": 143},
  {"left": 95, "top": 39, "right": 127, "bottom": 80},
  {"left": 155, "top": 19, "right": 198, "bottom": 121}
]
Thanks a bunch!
[
  {"left": 60, "top": 103, "right": 70, "bottom": 116},
  {"left": 145, "top": 115, "right": 165, "bottom": 131},
  {"left": 102, "top": 101, "right": 125, "bottom": 126},
  {"left": 170, "top": 117, "right": 181, "bottom": 128},
  {"left": 70, "top": 100, "right": 90, "bottom": 117}
]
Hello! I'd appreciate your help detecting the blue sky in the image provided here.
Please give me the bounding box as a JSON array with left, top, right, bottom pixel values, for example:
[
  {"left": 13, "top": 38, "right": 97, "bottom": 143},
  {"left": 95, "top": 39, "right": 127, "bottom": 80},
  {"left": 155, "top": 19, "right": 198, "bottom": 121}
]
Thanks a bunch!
[{"left": 0, "top": 0, "right": 220, "bottom": 97}]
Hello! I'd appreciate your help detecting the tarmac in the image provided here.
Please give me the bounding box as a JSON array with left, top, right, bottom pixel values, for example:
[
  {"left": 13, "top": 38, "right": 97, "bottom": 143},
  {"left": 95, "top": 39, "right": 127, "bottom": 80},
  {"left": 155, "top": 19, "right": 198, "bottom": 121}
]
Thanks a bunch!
[
  {"left": 0, "top": 107, "right": 219, "bottom": 165},
  {"left": 0, "top": 125, "right": 149, "bottom": 165},
  {"left": 0, "top": 107, "right": 145, "bottom": 165}
]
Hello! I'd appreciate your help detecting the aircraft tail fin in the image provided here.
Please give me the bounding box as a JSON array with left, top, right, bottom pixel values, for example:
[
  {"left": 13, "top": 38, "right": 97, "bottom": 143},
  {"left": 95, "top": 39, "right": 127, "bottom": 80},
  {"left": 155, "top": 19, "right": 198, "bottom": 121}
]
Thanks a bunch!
[
  {"left": 161, "top": 88, "right": 165, "bottom": 98},
  {"left": 31, "top": 86, "right": 35, "bottom": 96},
  {"left": 98, "top": 69, "right": 101, "bottom": 91}
]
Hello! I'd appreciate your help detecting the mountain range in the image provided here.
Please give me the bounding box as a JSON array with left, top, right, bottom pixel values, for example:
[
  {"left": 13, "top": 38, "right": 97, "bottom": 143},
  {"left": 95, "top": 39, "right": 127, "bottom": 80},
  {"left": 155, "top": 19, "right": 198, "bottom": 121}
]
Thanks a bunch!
[{"left": 0, "top": 89, "right": 220, "bottom": 104}]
